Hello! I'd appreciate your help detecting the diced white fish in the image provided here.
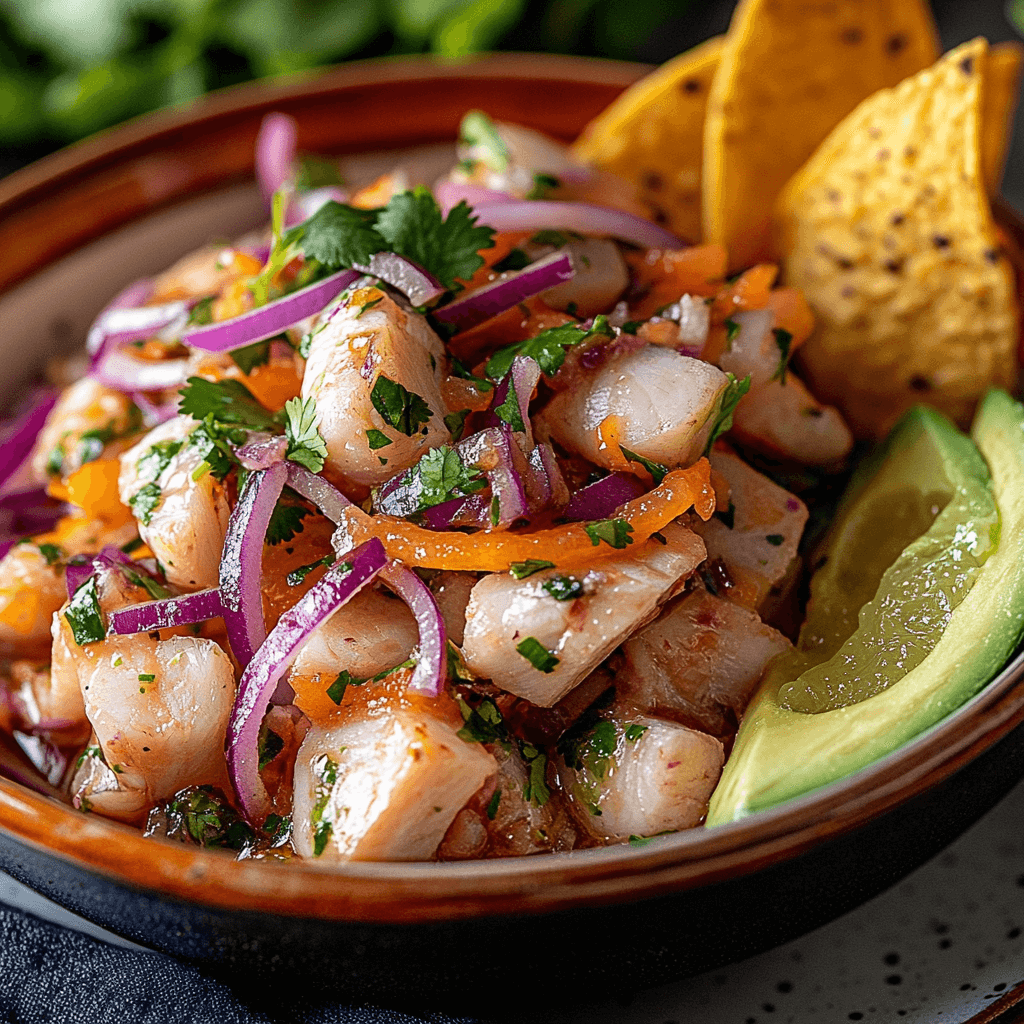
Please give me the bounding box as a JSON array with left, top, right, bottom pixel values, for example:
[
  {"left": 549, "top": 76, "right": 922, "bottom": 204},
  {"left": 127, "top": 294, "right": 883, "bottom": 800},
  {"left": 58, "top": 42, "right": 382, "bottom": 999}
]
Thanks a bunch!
[
  {"left": 30, "top": 377, "right": 138, "bottom": 481},
  {"left": 620, "top": 587, "right": 791, "bottom": 735},
  {"left": 302, "top": 285, "right": 450, "bottom": 487},
  {"left": 637, "top": 295, "right": 710, "bottom": 352},
  {"left": 691, "top": 449, "right": 808, "bottom": 612},
  {"left": 558, "top": 705, "right": 724, "bottom": 840},
  {"left": 118, "top": 416, "right": 230, "bottom": 591},
  {"left": 462, "top": 522, "right": 706, "bottom": 706},
  {"left": 291, "top": 688, "right": 495, "bottom": 861},
  {"left": 428, "top": 571, "right": 478, "bottom": 647},
  {"left": 719, "top": 308, "right": 853, "bottom": 466},
  {"left": 535, "top": 238, "right": 629, "bottom": 319},
  {"left": 291, "top": 587, "right": 418, "bottom": 684},
  {"left": 538, "top": 346, "right": 728, "bottom": 471}
]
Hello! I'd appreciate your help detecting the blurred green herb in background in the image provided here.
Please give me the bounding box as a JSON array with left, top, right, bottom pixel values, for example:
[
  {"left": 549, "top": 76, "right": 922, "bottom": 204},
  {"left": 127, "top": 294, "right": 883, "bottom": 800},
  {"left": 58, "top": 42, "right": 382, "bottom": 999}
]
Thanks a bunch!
[{"left": 0, "top": 0, "right": 696, "bottom": 158}]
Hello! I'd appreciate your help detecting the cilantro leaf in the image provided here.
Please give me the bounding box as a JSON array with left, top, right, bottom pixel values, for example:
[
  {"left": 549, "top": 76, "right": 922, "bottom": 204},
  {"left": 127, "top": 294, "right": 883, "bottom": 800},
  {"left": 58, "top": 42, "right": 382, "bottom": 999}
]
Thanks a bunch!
[
  {"left": 456, "top": 696, "right": 508, "bottom": 745},
  {"left": 129, "top": 482, "right": 162, "bottom": 525},
  {"left": 258, "top": 727, "right": 284, "bottom": 769},
  {"left": 584, "top": 519, "right": 634, "bottom": 549},
  {"left": 136, "top": 439, "right": 183, "bottom": 484},
  {"left": 486, "top": 788, "right": 502, "bottom": 820},
  {"left": 37, "top": 542, "right": 62, "bottom": 566},
  {"left": 375, "top": 187, "right": 494, "bottom": 290},
  {"left": 516, "top": 637, "right": 559, "bottom": 673},
  {"left": 443, "top": 409, "right": 470, "bottom": 440},
  {"left": 509, "top": 558, "right": 555, "bottom": 579},
  {"left": 625, "top": 723, "right": 648, "bottom": 742},
  {"left": 281, "top": 200, "right": 383, "bottom": 270},
  {"left": 520, "top": 744, "right": 551, "bottom": 807},
  {"left": 770, "top": 328, "right": 794, "bottom": 385},
  {"left": 283, "top": 396, "right": 328, "bottom": 473},
  {"left": 187, "top": 418, "right": 242, "bottom": 482},
  {"left": 178, "top": 377, "right": 277, "bottom": 431},
  {"left": 376, "top": 446, "right": 487, "bottom": 518},
  {"left": 287, "top": 552, "right": 335, "bottom": 586},
  {"left": 485, "top": 315, "right": 614, "bottom": 380},
  {"left": 723, "top": 318, "right": 741, "bottom": 348},
  {"left": 229, "top": 338, "right": 272, "bottom": 375},
  {"left": 370, "top": 375, "right": 433, "bottom": 436},
  {"left": 266, "top": 494, "right": 311, "bottom": 546},
  {"left": 188, "top": 296, "right": 215, "bottom": 326},
  {"left": 526, "top": 172, "right": 560, "bottom": 200},
  {"left": 449, "top": 357, "right": 494, "bottom": 392},
  {"left": 365, "top": 428, "right": 393, "bottom": 451},
  {"left": 619, "top": 446, "right": 667, "bottom": 485},
  {"left": 542, "top": 575, "right": 583, "bottom": 601},
  {"left": 491, "top": 248, "right": 531, "bottom": 273},
  {"left": 64, "top": 576, "right": 105, "bottom": 646},
  {"left": 294, "top": 154, "right": 344, "bottom": 192},
  {"left": 326, "top": 668, "right": 366, "bottom": 705},
  {"left": 493, "top": 379, "right": 525, "bottom": 432},
  {"left": 459, "top": 110, "right": 509, "bottom": 172},
  {"left": 704, "top": 373, "right": 752, "bottom": 455}
]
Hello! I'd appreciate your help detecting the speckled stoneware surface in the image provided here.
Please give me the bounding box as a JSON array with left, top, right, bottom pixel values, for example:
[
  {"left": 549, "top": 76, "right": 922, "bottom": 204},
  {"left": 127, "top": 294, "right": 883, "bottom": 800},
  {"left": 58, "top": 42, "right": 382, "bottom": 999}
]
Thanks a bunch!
[{"left": 8, "top": 775, "right": 1024, "bottom": 1023}]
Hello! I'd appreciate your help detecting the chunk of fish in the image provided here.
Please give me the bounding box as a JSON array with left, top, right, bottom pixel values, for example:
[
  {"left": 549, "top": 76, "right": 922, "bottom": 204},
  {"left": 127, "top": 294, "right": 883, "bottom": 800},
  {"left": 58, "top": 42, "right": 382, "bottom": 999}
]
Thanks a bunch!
[
  {"left": 462, "top": 522, "right": 706, "bottom": 706},
  {"left": 536, "top": 238, "right": 629, "bottom": 318}
]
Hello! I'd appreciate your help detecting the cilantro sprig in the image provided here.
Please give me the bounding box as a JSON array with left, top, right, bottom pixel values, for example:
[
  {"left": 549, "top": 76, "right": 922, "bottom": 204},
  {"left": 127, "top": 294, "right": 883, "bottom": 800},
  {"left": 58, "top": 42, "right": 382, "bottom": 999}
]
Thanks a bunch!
[
  {"left": 178, "top": 377, "right": 277, "bottom": 431},
  {"left": 370, "top": 376, "right": 433, "bottom": 437},
  {"left": 485, "top": 315, "right": 614, "bottom": 380},
  {"left": 283, "top": 396, "right": 328, "bottom": 473},
  {"left": 704, "top": 373, "right": 752, "bottom": 455}
]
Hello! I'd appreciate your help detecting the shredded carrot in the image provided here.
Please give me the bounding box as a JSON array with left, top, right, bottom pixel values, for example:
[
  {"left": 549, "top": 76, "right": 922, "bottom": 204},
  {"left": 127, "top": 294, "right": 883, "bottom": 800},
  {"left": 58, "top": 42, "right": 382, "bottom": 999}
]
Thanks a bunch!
[
  {"left": 334, "top": 459, "right": 715, "bottom": 572},
  {"left": 596, "top": 415, "right": 634, "bottom": 472},
  {"left": 350, "top": 173, "right": 401, "bottom": 209},
  {"left": 457, "top": 232, "right": 531, "bottom": 292},
  {"left": 49, "top": 459, "right": 133, "bottom": 525},
  {"left": 228, "top": 251, "right": 263, "bottom": 276},
  {"left": 711, "top": 264, "right": 778, "bottom": 322},
  {"left": 0, "top": 588, "right": 40, "bottom": 635},
  {"left": 626, "top": 245, "right": 728, "bottom": 320},
  {"left": 701, "top": 322, "right": 729, "bottom": 365},
  {"left": 765, "top": 287, "right": 814, "bottom": 351},
  {"left": 245, "top": 361, "right": 302, "bottom": 412}
]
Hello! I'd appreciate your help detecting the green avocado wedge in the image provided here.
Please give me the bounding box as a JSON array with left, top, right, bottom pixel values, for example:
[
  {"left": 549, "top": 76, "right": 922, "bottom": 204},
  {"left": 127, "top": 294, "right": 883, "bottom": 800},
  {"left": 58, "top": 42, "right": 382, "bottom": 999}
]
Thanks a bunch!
[{"left": 707, "top": 391, "right": 1024, "bottom": 825}]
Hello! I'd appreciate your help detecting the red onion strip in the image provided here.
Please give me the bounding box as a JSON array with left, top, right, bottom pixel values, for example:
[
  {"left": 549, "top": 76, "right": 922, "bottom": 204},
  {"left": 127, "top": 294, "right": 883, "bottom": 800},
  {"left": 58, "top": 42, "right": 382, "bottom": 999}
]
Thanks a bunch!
[
  {"left": 434, "top": 181, "right": 517, "bottom": 216},
  {"left": 379, "top": 564, "right": 447, "bottom": 697},
  {"left": 219, "top": 462, "right": 288, "bottom": 668},
  {"left": 256, "top": 112, "right": 298, "bottom": 208},
  {"left": 108, "top": 588, "right": 223, "bottom": 635},
  {"left": 354, "top": 252, "right": 445, "bottom": 308},
  {"left": 87, "top": 299, "right": 189, "bottom": 360},
  {"left": 431, "top": 251, "right": 574, "bottom": 335},
  {"left": 0, "top": 390, "right": 58, "bottom": 493},
  {"left": 227, "top": 537, "right": 387, "bottom": 822},
  {"left": 180, "top": 268, "right": 359, "bottom": 353},
  {"left": 467, "top": 200, "right": 685, "bottom": 250},
  {"left": 285, "top": 463, "right": 352, "bottom": 522},
  {"left": 564, "top": 472, "right": 647, "bottom": 521},
  {"left": 91, "top": 347, "right": 190, "bottom": 394}
]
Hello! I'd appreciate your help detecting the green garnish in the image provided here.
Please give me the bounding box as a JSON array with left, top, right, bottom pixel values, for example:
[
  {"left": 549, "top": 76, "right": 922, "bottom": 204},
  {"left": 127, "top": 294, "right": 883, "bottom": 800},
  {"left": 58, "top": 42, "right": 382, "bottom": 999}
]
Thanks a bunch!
[
  {"left": 287, "top": 552, "right": 336, "bottom": 587},
  {"left": 138, "top": 673, "right": 155, "bottom": 682},
  {"left": 526, "top": 172, "right": 560, "bottom": 200},
  {"left": 766, "top": 533, "right": 785, "bottom": 546},
  {"left": 770, "top": 327, "right": 794, "bottom": 385},
  {"left": 258, "top": 726, "right": 285, "bottom": 769},
  {"left": 491, "top": 249, "right": 531, "bottom": 273},
  {"left": 266, "top": 494, "right": 311, "bottom": 546},
  {"left": 456, "top": 696, "right": 507, "bottom": 745},
  {"left": 625, "top": 723, "right": 648, "bottom": 742},
  {"left": 458, "top": 110, "right": 509, "bottom": 172},
  {"left": 178, "top": 377, "right": 277, "bottom": 431},
  {"left": 723, "top": 318, "right": 741, "bottom": 349},
  {"left": 449, "top": 357, "right": 494, "bottom": 392},
  {"left": 443, "top": 409, "right": 470, "bottom": 440},
  {"left": 542, "top": 575, "right": 584, "bottom": 601},
  {"left": 326, "top": 669, "right": 367, "bottom": 705},
  {"left": 484, "top": 315, "right": 614, "bottom": 380},
  {"left": 516, "top": 637, "right": 559, "bottom": 673},
  {"left": 37, "top": 543, "right": 62, "bottom": 566},
  {"left": 715, "top": 500, "right": 736, "bottom": 530},
  {"left": 64, "top": 576, "right": 105, "bottom": 646},
  {"left": 486, "top": 788, "right": 502, "bottom": 820},
  {"left": 229, "top": 338, "right": 272, "bottom": 375},
  {"left": 493, "top": 378, "right": 526, "bottom": 432},
  {"left": 520, "top": 743, "right": 551, "bottom": 807},
  {"left": 704, "top": 373, "right": 752, "bottom": 455},
  {"left": 619, "top": 446, "right": 668, "bottom": 485},
  {"left": 509, "top": 558, "right": 555, "bottom": 580},
  {"left": 283, "top": 395, "right": 328, "bottom": 473},
  {"left": 136, "top": 439, "right": 183, "bottom": 483},
  {"left": 129, "top": 482, "right": 162, "bottom": 526},
  {"left": 370, "top": 375, "right": 433, "bottom": 437},
  {"left": 188, "top": 296, "right": 215, "bottom": 326},
  {"left": 365, "top": 428, "right": 393, "bottom": 450},
  {"left": 294, "top": 153, "right": 344, "bottom": 192},
  {"left": 584, "top": 518, "right": 634, "bottom": 549}
]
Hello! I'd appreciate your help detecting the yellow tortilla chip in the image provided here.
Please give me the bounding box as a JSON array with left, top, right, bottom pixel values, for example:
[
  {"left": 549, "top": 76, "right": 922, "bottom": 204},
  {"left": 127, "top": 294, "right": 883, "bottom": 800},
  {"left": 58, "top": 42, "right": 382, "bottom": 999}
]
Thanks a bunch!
[
  {"left": 571, "top": 36, "right": 724, "bottom": 244},
  {"left": 776, "top": 39, "right": 1019, "bottom": 439},
  {"left": 704, "top": 0, "right": 940, "bottom": 272},
  {"left": 982, "top": 40, "right": 1024, "bottom": 194}
]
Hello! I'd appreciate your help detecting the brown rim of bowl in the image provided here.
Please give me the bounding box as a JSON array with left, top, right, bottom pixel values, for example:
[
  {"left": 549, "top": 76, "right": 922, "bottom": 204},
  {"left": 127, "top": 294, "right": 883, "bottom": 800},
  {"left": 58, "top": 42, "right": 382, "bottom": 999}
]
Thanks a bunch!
[{"left": 1, "top": 53, "right": 1023, "bottom": 926}]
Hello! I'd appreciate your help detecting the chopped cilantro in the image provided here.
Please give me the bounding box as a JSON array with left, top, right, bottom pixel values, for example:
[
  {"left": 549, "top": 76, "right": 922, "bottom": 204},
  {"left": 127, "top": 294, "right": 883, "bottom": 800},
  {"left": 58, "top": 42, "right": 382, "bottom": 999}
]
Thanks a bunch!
[
  {"left": 187, "top": 418, "right": 241, "bottom": 482},
  {"left": 325, "top": 668, "right": 367, "bottom": 706},
  {"left": 485, "top": 788, "right": 502, "bottom": 820},
  {"left": 136, "top": 439, "right": 183, "bottom": 483},
  {"left": 37, "top": 543, "right": 62, "bottom": 566},
  {"left": 619, "top": 446, "right": 667, "bottom": 485},
  {"left": 188, "top": 296, "right": 215, "bottom": 326},
  {"left": 459, "top": 110, "right": 509, "bottom": 172},
  {"left": 138, "top": 672, "right": 155, "bottom": 682},
  {"left": 258, "top": 727, "right": 285, "bottom": 769},
  {"left": 365, "top": 428, "right": 393, "bottom": 450},
  {"left": 266, "top": 494, "right": 311, "bottom": 546},
  {"left": 491, "top": 248, "right": 531, "bottom": 273},
  {"left": 620, "top": 320, "right": 643, "bottom": 335},
  {"left": 170, "top": 786, "right": 255, "bottom": 851},
  {"left": 443, "top": 409, "right": 470, "bottom": 440},
  {"left": 77, "top": 422, "right": 118, "bottom": 465},
  {"left": 64, "top": 576, "right": 105, "bottom": 646},
  {"left": 723, "top": 318, "right": 741, "bottom": 349},
  {"left": 287, "top": 552, "right": 336, "bottom": 587},
  {"left": 45, "top": 443, "right": 65, "bottom": 476},
  {"left": 75, "top": 744, "right": 102, "bottom": 770},
  {"left": 264, "top": 812, "right": 292, "bottom": 844},
  {"left": 562, "top": 718, "right": 617, "bottom": 784},
  {"left": 313, "top": 822, "right": 333, "bottom": 857},
  {"left": 449, "top": 357, "right": 494, "bottom": 392},
  {"left": 120, "top": 537, "right": 144, "bottom": 554},
  {"left": 489, "top": 494, "right": 500, "bottom": 526},
  {"left": 446, "top": 641, "right": 475, "bottom": 684},
  {"left": 766, "top": 533, "right": 785, "bottom": 546},
  {"left": 526, "top": 172, "right": 560, "bottom": 200},
  {"left": 520, "top": 744, "right": 551, "bottom": 807},
  {"left": 281, "top": 200, "right": 382, "bottom": 271},
  {"left": 628, "top": 834, "right": 654, "bottom": 846},
  {"left": 484, "top": 315, "right": 614, "bottom": 380},
  {"left": 370, "top": 375, "right": 433, "bottom": 436},
  {"left": 516, "top": 637, "right": 559, "bottom": 673},
  {"left": 310, "top": 755, "right": 339, "bottom": 857},
  {"left": 119, "top": 565, "right": 170, "bottom": 601},
  {"left": 229, "top": 338, "right": 272, "bottom": 375},
  {"left": 584, "top": 518, "right": 634, "bottom": 549},
  {"left": 129, "top": 482, "right": 162, "bottom": 525},
  {"left": 770, "top": 328, "right": 794, "bottom": 385},
  {"left": 625, "top": 723, "right": 648, "bottom": 742},
  {"left": 456, "top": 696, "right": 507, "bottom": 745},
  {"left": 542, "top": 575, "right": 583, "bottom": 601},
  {"left": 355, "top": 295, "right": 383, "bottom": 318},
  {"left": 493, "top": 379, "right": 526, "bottom": 432},
  {"left": 509, "top": 558, "right": 555, "bottom": 579},
  {"left": 380, "top": 446, "right": 486, "bottom": 518},
  {"left": 178, "top": 377, "right": 277, "bottom": 431},
  {"left": 376, "top": 186, "right": 495, "bottom": 290},
  {"left": 530, "top": 229, "right": 576, "bottom": 248},
  {"left": 715, "top": 500, "right": 736, "bottom": 530},
  {"left": 704, "top": 373, "right": 752, "bottom": 455},
  {"left": 283, "top": 396, "right": 328, "bottom": 473}
]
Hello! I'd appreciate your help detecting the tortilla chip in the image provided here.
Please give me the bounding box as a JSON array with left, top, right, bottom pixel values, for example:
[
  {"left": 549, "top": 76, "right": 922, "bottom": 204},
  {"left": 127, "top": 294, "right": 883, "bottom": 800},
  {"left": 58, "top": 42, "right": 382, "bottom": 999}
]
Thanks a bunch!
[
  {"left": 571, "top": 36, "right": 724, "bottom": 244},
  {"left": 704, "top": 0, "right": 940, "bottom": 272},
  {"left": 982, "top": 40, "right": 1024, "bottom": 194},
  {"left": 776, "top": 39, "right": 1019, "bottom": 439}
]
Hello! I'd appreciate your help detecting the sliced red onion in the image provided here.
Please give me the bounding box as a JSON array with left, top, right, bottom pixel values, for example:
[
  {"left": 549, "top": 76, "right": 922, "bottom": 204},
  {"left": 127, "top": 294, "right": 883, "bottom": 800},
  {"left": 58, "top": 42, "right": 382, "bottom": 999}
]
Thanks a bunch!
[
  {"left": 13, "top": 731, "right": 68, "bottom": 787},
  {"left": 0, "top": 390, "right": 58, "bottom": 493},
  {"left": 486, "top": 355, "right": 539, "bottom": 450},
  {"left": 228, "top": 537, "right": 387, "bottom": 822},
  {"left": 236, "top": 435, "right": 288, "bottom": 471},
  {"left": 181, "top": 268, "right": 360, "bottom": 353},
  {"left": 285, "top": 463, "right": 352, "bottom": 522},
  {"left": 431, "top": 251, "right": 574, "bottom": 335},
  {"left": 416, "top": 494, "right": 492, "bottom": 531},
  {"left": 564, "top": 473, "right": 647, "bottom": 521},
  {"left": 470, "top": 201, "right": 684, "bottom": 250},
  {"left": 64, "top": 557, "right": 93, "bottom": 597},
  {"left": 434, "top": 181, "right": 516, "bottom": 216},
  {"left": 292, "top": 186, "right": 348, "bottom": 223},
  {"left": 219, "top": 462, "right": 288, "bottom": 668},
  {"left": 87, "top": 299, "right": 190, "bottom": 360},
  {"left": 91, "top": 346, "right": 190, "bottom": 393},
  {"left": 256, "top": 112, "right": 298, "bottom": 208},
  {"left": 378, "top": 564, "right": 446, "bottom": 697},
  {"left": 131, "top": 391, "right": 178, "bottom": 427},
  {"left": 108, "top": 588, "right": 223, "bottom": 635},
  {"left": 524, "top": 443, "right": 569, "bottom": 513},
  {"left": 354, "top": 252, "right": 445, "bottom": 308}
]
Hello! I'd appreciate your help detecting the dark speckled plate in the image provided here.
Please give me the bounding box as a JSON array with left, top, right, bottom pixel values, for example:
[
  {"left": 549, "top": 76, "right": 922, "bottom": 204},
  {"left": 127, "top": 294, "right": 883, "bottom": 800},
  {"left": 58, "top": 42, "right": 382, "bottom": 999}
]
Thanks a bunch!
[{"left": 1, "top": 53, "right": 1023, "bottom": 1012}]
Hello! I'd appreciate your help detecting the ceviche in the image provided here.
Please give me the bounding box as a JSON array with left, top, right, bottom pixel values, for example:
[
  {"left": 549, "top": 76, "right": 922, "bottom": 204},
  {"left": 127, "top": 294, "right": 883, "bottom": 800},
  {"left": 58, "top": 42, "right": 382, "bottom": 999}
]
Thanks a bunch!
[{"left": 1, "top": 1, "right": 1023, "bottom": 863}]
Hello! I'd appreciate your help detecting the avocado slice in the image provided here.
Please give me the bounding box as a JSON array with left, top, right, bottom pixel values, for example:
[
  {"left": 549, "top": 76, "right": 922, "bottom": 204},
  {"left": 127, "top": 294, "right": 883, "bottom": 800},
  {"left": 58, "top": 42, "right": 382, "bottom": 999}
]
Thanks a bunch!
[{"left": 707, "top": 392, "right": 1024, "bottom": 825}]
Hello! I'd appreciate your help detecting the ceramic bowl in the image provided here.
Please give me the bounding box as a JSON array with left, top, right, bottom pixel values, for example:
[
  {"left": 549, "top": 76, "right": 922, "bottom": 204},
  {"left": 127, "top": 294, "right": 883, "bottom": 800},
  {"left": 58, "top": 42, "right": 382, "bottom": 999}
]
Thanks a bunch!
[{"left": 1, "top": 53, "right": 1023, "bottom": 1011}]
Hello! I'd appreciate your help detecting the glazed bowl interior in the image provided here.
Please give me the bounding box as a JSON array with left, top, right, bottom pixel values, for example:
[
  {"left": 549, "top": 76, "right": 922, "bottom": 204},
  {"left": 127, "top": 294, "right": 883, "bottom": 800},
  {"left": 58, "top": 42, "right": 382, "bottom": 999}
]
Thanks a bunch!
[{"left": 2, "top": 53, "right": 1024, "bottom": 932}]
